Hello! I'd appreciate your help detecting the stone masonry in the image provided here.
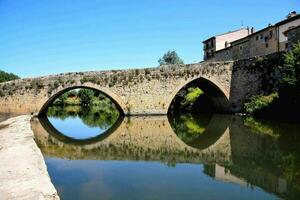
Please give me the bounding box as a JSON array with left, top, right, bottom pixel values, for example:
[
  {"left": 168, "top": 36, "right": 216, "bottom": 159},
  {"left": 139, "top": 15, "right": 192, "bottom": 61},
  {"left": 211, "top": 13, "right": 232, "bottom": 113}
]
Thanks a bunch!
[{"left": 0, "top": 59, "right": 279, "bottom": 115}]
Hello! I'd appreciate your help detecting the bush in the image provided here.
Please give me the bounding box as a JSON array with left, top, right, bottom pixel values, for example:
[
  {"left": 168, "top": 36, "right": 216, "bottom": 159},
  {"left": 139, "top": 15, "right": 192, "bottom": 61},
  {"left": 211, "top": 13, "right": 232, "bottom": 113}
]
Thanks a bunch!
[{"left": 244, "top": 93, "right": 279, "bottom": 114}]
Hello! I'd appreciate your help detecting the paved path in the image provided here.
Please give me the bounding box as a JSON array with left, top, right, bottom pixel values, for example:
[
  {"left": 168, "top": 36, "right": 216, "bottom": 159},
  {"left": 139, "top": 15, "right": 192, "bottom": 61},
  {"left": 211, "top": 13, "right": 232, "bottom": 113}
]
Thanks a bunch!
[{"left": 0, "top": 115, "right": 59, "bottom": 200}]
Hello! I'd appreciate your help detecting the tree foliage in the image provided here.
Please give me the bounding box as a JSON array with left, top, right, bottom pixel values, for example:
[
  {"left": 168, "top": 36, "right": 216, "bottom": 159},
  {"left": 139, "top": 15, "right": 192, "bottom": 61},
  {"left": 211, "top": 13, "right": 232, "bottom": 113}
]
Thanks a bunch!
[
  {"left": 181, "top": 87, "right": 204, "bottom": 108},
  {"left": 158, "top": 50, "right": 184, "bottom": 66},
  {"left": 47, "top": 105, "right": 120, "bottom": 129},
  {"left": 78, "top": 89, "right": 94, "bottom": 106},
  {"left": 282, "top": 41, "right": 300, "bottom": 87},
  {"left": 0, "top": 70, "right": 20, "bottom": 83},
  {"left": 55, "top": 93, "right": 69, "bottom": 105},
  {"left": 244, "top": 93, "right": 279, "bottom": 114}
]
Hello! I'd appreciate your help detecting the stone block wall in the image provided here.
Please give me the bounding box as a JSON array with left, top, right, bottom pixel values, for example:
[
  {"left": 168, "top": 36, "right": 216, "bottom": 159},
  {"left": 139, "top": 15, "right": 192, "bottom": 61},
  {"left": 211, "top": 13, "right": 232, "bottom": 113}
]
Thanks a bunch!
[
  {"left": 0, "top": 62, "right": 234, "bottom": 115},
  {"left": 0, "top": 57, "right": 283, "bottom": 115}
]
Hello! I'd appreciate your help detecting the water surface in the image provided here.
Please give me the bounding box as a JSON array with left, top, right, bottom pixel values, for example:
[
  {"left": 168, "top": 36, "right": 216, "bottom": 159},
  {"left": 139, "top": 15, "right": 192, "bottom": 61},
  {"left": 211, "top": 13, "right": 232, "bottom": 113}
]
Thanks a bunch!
[{"left": 31, "top": 106, "right": 300, "bottom": 200}]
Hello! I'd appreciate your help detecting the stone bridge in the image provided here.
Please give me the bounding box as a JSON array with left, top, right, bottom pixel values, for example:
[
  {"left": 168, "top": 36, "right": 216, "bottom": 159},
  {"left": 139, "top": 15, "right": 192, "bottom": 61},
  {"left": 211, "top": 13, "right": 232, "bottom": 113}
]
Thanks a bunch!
[{"left": 0, "top": 60, "right": 271, "bottom": 115}]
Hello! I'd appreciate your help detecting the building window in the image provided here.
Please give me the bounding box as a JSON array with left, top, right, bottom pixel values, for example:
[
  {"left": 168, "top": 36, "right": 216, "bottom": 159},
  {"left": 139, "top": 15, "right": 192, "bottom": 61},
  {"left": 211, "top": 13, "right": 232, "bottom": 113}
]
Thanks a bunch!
[
  {"left": 266, "top": 43, "right": 269, "bottom": 48},
  {"left": 211, "top": 50, "right": 214, "bottom": 57},
  {"left": 211, "top": 40, "right": 214, "bottom": 47},
  {"left": 285, "top": 43, "right": 289, "bottom": 49},
  {"left": 269, "top": 30, "right": 273, "bottom": 37},
  {"left": 260, "top": 34, "right": 263, "bottom": 40},
  {"left": 206, "top": 52, "right": 210, "bottom": 59},
  {"left": 256, "top": 35, "right": 259, "bottom": 41},
  {"left": 239, "top": 45, "right": 243, "bottom": 50}
]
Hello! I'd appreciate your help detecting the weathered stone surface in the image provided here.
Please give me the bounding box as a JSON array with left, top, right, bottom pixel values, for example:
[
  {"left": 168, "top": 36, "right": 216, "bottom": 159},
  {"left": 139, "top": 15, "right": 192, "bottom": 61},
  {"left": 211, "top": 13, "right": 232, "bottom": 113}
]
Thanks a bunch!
[
  {"left": 0, "top": 62, "right": 233, "bottom": 115},
  {"left": 0, "top": 115, "right": 59, "bottom": 200},
  {"left": 0, "top": 59, "right": 282, "bottom": 115}
]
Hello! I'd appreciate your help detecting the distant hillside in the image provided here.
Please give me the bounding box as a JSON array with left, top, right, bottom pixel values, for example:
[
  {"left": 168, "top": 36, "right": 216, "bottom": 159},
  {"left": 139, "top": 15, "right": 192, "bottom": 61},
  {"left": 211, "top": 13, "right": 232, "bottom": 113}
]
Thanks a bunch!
[{"left": 0, "top": 70, "right": 20, "bottom": 83}]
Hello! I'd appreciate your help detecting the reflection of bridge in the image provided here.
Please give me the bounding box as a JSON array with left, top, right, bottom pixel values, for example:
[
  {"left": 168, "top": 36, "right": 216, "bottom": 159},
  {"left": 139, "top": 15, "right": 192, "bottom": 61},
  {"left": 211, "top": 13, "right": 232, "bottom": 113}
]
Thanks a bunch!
[
  {"left": 0, "top": 60, "right": 270, "bottom": 115},
  {"left": 32, "top": 115, "right": 232, "bottom": 164},
  {"left": 32, "top": 115, "right": 297, "bottom": 199}
]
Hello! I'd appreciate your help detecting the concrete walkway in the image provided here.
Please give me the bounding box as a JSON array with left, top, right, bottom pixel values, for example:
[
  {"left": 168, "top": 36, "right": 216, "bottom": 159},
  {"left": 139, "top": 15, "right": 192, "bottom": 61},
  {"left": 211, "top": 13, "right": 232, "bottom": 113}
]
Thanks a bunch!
[{"left": 0, "top": 115, "right": 59, "bottom": 200}]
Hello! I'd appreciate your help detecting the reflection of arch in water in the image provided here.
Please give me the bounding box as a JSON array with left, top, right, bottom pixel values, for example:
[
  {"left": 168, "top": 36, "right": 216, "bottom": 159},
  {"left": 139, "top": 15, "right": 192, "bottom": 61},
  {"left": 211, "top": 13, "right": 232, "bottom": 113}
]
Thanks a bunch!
[
  {"left": 169, "top": 114, "right": 231, "bottom": 150},
  {"left": 38, "top": 115, "right": 124, "bottom": 145},
  {"left": 33, "top": 115, "right": 232, "bottom": 163},
  {"left": 38, "top": 85, "right": 126, "bottom": 116}
]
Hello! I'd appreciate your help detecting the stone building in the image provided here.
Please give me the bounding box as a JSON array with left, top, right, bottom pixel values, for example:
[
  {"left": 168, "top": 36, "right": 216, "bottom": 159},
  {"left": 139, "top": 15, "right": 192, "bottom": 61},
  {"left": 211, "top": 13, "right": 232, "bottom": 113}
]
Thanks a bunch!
[
  {"left": 202, "top": 28, "right": 251, "bottom": 60},
  {"left": 231, "top": 25, "right": 278, "bottom": 60},
  {"left": 284, "top": 25, "right": 300, "bottom": 50},
  {"left": 277, "top": 11, "right": 300, "bottom": 51},
  {"left": 203, "top": 12, "right": 300, "bottom": 61}
]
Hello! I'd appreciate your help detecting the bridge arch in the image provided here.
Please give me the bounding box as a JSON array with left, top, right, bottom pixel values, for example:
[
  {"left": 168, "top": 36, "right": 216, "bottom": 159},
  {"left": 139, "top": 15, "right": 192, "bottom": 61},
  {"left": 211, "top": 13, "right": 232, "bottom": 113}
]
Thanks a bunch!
[
  {"left": 39, "top": 84, "right": 127, "bottom": 116},
  {"left": 167, "top": 76, "right": 231, "bottom": 113}
]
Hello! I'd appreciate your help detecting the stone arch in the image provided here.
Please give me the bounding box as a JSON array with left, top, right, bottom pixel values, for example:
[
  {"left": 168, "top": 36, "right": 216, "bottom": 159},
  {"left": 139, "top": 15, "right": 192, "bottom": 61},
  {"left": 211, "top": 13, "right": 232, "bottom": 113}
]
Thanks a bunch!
[
  {"left": 38, "top": 84, "right": 127, "bottom": 115},
  {"left": 166, "top": 76, "right": 231, "bottom": 113}
]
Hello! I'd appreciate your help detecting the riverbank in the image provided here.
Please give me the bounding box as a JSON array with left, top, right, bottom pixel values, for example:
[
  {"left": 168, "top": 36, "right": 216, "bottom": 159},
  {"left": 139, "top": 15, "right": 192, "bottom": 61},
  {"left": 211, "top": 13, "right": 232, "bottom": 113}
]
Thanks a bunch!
[{"left": 0, "top": 115, "right": 59, "bottom": 200}]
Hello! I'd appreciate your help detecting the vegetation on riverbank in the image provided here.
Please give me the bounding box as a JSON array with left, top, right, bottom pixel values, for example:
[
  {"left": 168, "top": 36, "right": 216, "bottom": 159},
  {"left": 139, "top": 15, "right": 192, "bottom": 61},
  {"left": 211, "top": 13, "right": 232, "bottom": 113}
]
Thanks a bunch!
[
  {"left": 244, "top": 42, "right": 300, "bottom": 121},
  {"left": 244, "top": 93, "right": 279, "bottom": 115},
  {"left": 0, "top": 70, "right": 19, "bottom": 83},
  {"left": 49, "top": 89, "right": 121, "bottom": 125},
  {"left": 53, "top": 89, "right": 116, "bottom": 107},
  {"left": 47, "top": 105, "right": 120, "bottom": 129}
]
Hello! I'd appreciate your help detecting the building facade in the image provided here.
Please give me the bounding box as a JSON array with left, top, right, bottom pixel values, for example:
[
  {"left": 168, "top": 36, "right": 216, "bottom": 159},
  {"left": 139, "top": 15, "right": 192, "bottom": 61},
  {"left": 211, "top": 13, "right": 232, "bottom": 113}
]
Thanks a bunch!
[
  {"left": 277, "top": 11, "right": 300, "bottom": 51},
  {"left": 203, "top": 12, "right": 300, "bottom": 62},
  {"left": 285, "top": 25, "right": 300, "bottom": 50},
  {"left": 202, "top": 28, "right": 251, "bottom": 60}
]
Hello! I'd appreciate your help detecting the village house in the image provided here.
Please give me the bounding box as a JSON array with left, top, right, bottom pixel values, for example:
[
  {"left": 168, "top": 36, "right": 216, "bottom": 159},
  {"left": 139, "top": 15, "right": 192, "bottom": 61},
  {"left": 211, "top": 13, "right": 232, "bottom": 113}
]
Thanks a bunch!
[
  {"left": 284, "top": 25, "right": 300, "bottom": 50},
  {"left": 203, "top": 11, "right": 300, "bottom": 61},
  {"left": 202, "top": 28, "right": 251, "bottom": 60}
]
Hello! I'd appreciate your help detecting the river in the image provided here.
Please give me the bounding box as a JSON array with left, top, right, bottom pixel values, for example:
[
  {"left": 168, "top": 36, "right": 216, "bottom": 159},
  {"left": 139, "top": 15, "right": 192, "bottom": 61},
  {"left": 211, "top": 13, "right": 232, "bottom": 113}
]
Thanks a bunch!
[{"left": 28, "top": 105, "right": 300, "bottom": 200}]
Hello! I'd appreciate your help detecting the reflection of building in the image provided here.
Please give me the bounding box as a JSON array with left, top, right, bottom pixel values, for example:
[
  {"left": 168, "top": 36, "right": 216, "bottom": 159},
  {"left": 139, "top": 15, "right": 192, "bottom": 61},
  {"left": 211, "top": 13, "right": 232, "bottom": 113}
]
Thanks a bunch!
[
  {"left": 204, "top": 164, "right": 247, "bottom": 186},
  {"left": 204, "top": 163, "right": 288, "bottom": 197},
  {"left": 203, "top": 11, "right": 300, "bottom": 61}
]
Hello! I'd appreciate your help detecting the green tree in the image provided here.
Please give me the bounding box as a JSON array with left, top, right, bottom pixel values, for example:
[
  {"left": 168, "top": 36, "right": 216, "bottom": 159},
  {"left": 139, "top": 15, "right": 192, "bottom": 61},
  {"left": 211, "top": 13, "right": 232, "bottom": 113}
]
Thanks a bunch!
[
  {"left": 0, "top": 70, "right": 20, "bottom": 83},
  {"left": 282, "top": 41, "right": 300, "bottom": 87},
  {"left": 158, "top": 50, "right": 184, "bottom": 66},
  {"left": 53, "top": 92, "right": 69, "bottom": 105},
  {"left": 78, "top": 89, "right": 94, "bottom": 106},
  {"left": 66, "top": 90, "right": 78, "bottom": 98}
]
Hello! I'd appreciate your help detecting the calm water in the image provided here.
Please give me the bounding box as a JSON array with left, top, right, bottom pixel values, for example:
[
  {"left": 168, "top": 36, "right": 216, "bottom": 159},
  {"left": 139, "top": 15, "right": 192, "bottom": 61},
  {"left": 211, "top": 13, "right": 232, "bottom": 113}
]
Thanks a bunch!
[{"left": 31, "top": 105, "right": 300, "bottom": 200}]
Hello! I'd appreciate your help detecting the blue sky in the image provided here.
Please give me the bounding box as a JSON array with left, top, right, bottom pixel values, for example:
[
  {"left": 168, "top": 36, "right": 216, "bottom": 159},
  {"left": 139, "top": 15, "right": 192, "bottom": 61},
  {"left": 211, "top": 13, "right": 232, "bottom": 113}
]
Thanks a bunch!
[{"left": 0, "top": 0, "right": 299, "bottom": 78}]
